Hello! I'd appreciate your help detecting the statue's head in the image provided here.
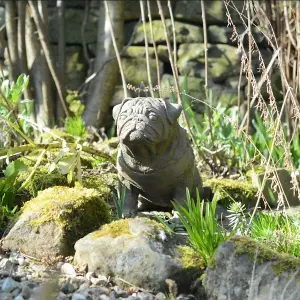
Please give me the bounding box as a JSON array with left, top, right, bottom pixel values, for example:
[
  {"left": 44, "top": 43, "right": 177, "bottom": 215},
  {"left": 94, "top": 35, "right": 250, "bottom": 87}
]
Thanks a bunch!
[{"left": 113, "top": 97, "right": 182, "bottom": 146}]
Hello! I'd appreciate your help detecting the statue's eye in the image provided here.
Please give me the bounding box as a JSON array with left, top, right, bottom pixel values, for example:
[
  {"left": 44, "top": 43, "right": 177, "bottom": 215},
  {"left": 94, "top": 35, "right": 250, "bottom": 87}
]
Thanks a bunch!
[
  {"left": 119, "top": 113, "right": 127, "bottom": 120},
  {"left": 149, "top": 113, "right": 158, "bottom": 121}
]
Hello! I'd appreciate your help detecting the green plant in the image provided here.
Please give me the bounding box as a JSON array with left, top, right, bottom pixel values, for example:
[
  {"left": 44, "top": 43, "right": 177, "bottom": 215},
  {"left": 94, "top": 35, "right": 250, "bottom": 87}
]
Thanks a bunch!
[
  {"left": 112, "top": 184, "right": 126, "bottom": 219},
  {"left": 172, "top": 188, "right": 230, "bottom": 265},
  {"left": 0, "top": 160, "right": 28, "bottom": 233},
  {"left": 65, "top": 116, "right": 88, "bottom": 139},
  {"left": 250, "top": 212, "right": 300, "bottom": 258},
  {"left": 227, "top": 201, "right": 248, "bottom": 234}
]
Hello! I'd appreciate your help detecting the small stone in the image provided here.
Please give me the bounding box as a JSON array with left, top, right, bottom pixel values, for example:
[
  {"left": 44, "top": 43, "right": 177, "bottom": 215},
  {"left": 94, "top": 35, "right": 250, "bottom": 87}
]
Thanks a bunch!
[
  {"left": 21, "top": 285, "right": 31, "bottom": 299},
  {"left": 13, "top": 296, "right": 24, "bottom": 300},
  {"left": 155, "top": 293, "right": 166, "bottom": 300},
  {"left": 109, "top": 290, "right": 118, "bottom": 299},
  {"left": 2, "top": 278, "right": 19, "bottom": 293},
  {"left": 95, "top": 275, "right": 108, "bottom": 285},
  {"left": 0, "top": 294, "right": 13, "bottom": 300},
  {"left": 11, "top": 288, "right": 22, "bottom": 297},
  {"left": 78, "top": 282, "right": 90, "bottom": 292},
  {"left": 72, "top": 293, "right": 86, "bottom": 300},
  {"left": 90, "top": 277, "right": 102, "bottom": 286},
  {"left": 113, "top": 286, "right": 127, "bottom": 298},
  {"left": 137, "top": 292, "right": 154, "bottom": 300},
  {"left": 85, "top": 272, "right": 95, "bottom": 281},
  {"left": 176, "top": 295, "right": 196, "bottom": 300},
  {"left": 0, "top": 270, "right": 10, "bottom": 277},
  {"left": 0, "top": 258, "right": 13, "bottom": 271},
  {"left": 17, "top": 257, "right": 26, "bottom": 267},
  {"left": 99, "top": 295, "right": 110, "bottom": 300},
  {"left": 61, "top": 282, "right": 76, "bottom": 294},
  {"left": 61, "top": 263, "right": 76, "bottom": 277},
  {"left": 57, "top": 292, "right": 69, "bottom": 300},
  {"left": 56, "top": 262, "right": 64, "bottom": 270}
]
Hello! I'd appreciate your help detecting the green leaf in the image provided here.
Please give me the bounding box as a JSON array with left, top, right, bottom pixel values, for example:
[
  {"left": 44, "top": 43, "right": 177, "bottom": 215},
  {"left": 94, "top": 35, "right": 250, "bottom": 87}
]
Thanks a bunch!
[{"left": 4, "top": 160, "right": 27, "bottom": 178}]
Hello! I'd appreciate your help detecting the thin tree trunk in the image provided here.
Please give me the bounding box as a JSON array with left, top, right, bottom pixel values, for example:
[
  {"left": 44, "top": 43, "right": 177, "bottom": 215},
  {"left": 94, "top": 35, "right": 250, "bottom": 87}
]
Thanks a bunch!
[
  {"left": 17, "top": 1, "right": 32, "bottom": 100},
  {"left": 25, "top": 3, "right": 54, "bottom": 126},
  {"left": 56, "top": 0, "right": 66, "bottom": 124},
  {"left": 83, "top": 1, "right": 124, "bottom": 127},
  {"left": 5, "top": 0, "right": 19, "bottom": 81},
  {"left": 28, "top": 0, "right": 70, "bottom": 117}
]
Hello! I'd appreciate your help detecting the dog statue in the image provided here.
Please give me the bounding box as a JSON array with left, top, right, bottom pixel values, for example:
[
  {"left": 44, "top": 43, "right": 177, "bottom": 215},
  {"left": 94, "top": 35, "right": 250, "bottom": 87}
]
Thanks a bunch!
[{"left": 113, "top": 97, "right": 202, "bottom": 217}]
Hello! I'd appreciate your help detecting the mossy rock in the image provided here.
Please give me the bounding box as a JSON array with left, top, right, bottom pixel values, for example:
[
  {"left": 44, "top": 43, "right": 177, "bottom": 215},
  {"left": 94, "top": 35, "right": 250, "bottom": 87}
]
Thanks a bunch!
[
  {"left": 203, "top": 178, "right": 257, "bottom": 208},
  {"left": 205, "top": 236, "right": 300, "bottom": 299},
  {"left": 75, "top": 217, "right": 202, "bottom": 293},
  {"left": 178, "top": 43, "right": 240, "bottom": 82},
  {"left": 122, "top": 57, "right": 163, "bottom": 87},
  {"left": 2, "top": 186, "right": 111, "bottom": 259},
  {"left": 132, "top": 20, "right": 203, "bottom": 45}
]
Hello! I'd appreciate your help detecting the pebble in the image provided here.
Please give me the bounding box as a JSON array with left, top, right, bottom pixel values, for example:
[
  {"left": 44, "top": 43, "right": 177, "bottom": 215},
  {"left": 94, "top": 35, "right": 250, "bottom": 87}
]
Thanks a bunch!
[
  {"left": 71, "top": 293, "right": 86, "bottom": 300},
  {"left": 61, "top": 263, "right": 77, "bottom": 278},
  {"left": 21, "top": 285, "right": 31, "bottom": 299},
  {"left": 0, "top": 253, "right": 198, "bottom": 300},
  {"left": 2, "top": 278, "right": 19, "bottom": 293}
]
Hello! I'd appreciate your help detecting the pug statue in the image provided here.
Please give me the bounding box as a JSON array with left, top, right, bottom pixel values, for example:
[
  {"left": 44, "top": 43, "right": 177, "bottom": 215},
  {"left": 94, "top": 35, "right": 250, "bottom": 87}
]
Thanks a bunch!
[{"left": 112, "top": 97, "right": 202, "bottom": 217}]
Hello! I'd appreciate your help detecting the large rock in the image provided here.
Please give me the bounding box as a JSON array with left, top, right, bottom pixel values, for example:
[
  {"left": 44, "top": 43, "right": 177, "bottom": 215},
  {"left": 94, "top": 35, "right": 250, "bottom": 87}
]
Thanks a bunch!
[
  {"left": 122, "top": 57, "right": 163, "bottom": 87},
  {"left": 174, "top": 0, "right": 244, "bottom": 25},
  {"left": 251, "top": 168, "right": 300, "bottom": 208},
  {"left": 74, "top": 218, "right": 203, "bottom": 293},
  {"left": 205, "top": 236, "right": 300, "bottom": 299},
  {"left": 132, "top": 20, "right": 203, "bottom": 45},
  {"left": 2, "top": 187, "right": 111, "bottom": 259},
  {"left": 49, "top": 8, "right": 98, "bottom": 44},
  {"left": 204, "top": 178, "right": 257, "bottom": 208},
  {"left": 160, "top": 74, "right": 242, "bottom": 113},
  {"left": 177, "top": 44, "right": 240, "bottom": 82},
  {"left": 208, "top": 25, "right": 266, "bottom": 45}
]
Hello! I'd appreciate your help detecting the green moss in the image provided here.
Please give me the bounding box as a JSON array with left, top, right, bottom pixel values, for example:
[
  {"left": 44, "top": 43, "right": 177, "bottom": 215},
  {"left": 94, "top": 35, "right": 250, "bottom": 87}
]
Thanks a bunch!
[
  {"left": 92, "top": 219, "right": 131, "bottom": 238},
  {"left": 177, "top": 245, "right": 205, "bottom": 270},
  {"left": 82, "top": 173, "right": 118, "bottom": 192},
  {"left": 232, "top": 236, "right": 300, "bottom": 276},
  {"left": 16, "top": 166, "right": 69, "bottom": 200},
  {"left": 203, "top": 178, "right": 257, "bottom": 207},
  {"left": 40, "top": 128, "right": 76, "bottom": 143},
  {"left": 22, "top": 186, "right": 111, "bottom": 246}
]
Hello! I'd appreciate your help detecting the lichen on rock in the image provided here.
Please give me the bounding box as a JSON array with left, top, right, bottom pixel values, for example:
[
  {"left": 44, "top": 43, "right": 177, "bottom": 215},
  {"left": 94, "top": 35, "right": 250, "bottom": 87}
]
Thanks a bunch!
[
  {"left": 2, "top": 186, "right": 111, "bottom": 258},
  {"left": 204, "top": 178, "right": 257, "bottom": 208}
]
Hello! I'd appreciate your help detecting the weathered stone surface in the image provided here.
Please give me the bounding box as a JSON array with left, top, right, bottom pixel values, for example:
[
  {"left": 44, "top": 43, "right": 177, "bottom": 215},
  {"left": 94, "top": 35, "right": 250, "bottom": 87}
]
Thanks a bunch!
[
  {"left": 174, "top": 0, "right": 244, "bottom": 25},
  {"left": 124, "top": 0, "right": 171, "bottom": 21},
  {"left": 251, "top": 168, "right": 300, "bottom": 208},
  {"left": 208, "top": 25, "right": 266, "bottom": 45},
  {"left": 2, "top": 187, "right": 111, "bottom": 259},
  {"left": 132, "top": 20, "right": 203, "bottom": 45},
  {"left": 112, "top": 97, "right": 202, "bottom": 216},
  {"left": 177, "top": 44, "right": 240, "bottom": 82},
  {"left": 205, "top": 236, "right": 300, "bottom": 299},
  {"left": 49, "top": 8, "right": 98, "bottom": 44},
  {"left": 111, "top": 85, "right": 136, "bottom": 106},
  {"left": 122, "top": 57, "right": 163, "bottom": 87},
  {"left": 204, "top": 178, "right": 257, "bottom": 208},
  {"left": 74, "top": 218, "right": 203, "bottom": 293},
  {"left": 123, "top": 46, "right": 156, "bottom": 59}
]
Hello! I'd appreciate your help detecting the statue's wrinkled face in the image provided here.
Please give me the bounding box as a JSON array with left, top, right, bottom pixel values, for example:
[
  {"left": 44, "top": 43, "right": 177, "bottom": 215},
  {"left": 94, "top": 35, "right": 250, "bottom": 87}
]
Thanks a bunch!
[{"left": 113, "top": 97, "right": 182, "bottom": 146}]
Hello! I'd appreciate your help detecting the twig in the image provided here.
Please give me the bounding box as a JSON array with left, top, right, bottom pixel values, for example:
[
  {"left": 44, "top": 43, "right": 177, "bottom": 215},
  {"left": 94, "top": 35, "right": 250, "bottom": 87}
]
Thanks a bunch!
[
  {"left": 140, "top": 0, "right": 153, "bottom": 97},
  {"left": 0, "top": 142, "right": 115, "bottom": 163},
  {"left": 246, "top": 0, "right": 252, "bottom": 134},
  {"left": 103, "top": 1, "right": 127, "bottom": 98},
  {"left": 28, "top": 0, "right": 70, "bottom": 117},
  {"left": 168, "top": 0, "right": 178, "bottom": 78},
  {"left": 147, "top": 0, "right": 161, "bottom": 97},
  {"left": 82, "top": 0, "right": 90, "bottom": 65}
]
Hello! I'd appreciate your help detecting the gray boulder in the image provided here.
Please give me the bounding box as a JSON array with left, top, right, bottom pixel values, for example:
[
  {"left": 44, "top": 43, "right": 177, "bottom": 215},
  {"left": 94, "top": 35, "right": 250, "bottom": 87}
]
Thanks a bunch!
[
  {"left": 132, "top": 20, "right": 203, "bottom": 45},
  {"left": 2, "top": 186, "right": 111, "bottom": 259},
  {"left": 205, "top": 236, "right": 300, "bottom": 300},
  {"left": 74, "top": 218, "right": 203, "bottom": 293},
  {"left": 177, "top": 43, "right": 240, "bottom": 82}
]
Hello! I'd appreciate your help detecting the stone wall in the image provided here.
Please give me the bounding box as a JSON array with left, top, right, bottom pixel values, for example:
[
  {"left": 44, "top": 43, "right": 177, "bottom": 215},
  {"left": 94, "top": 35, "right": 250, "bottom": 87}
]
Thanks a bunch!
[{"left": 0, "top": 1, "right": 274, "bottom": 113}]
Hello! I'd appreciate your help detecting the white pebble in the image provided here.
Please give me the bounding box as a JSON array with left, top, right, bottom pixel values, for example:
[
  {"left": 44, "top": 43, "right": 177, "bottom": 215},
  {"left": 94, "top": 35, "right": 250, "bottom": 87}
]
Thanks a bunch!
[{"left": 61, "top": 263, "right": 76, "bottom": 277}]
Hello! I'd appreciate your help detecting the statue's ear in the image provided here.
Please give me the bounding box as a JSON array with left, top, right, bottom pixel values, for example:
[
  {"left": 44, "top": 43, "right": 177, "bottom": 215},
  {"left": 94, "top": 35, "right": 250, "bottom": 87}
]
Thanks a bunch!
[
  {"left": 163, "top": 99, "right": 182, "bottom": 124},
  {"left": 112, "top": 104, "right": 122, "bottom": 121},
  {"left": 112, "top": 98, "right": 132, "bottom": 121}
]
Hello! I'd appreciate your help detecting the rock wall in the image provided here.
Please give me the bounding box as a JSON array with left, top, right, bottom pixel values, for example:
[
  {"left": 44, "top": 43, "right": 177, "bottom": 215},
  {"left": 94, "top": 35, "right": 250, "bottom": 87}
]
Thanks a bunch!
[{"left": 0, "top": 1, "right": 273, "bottom": 113}]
